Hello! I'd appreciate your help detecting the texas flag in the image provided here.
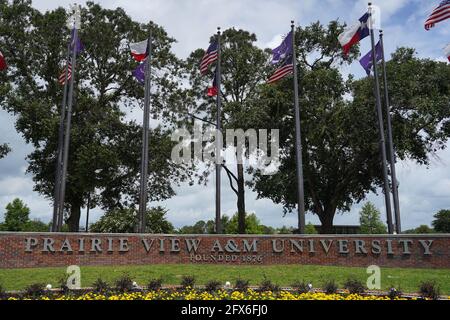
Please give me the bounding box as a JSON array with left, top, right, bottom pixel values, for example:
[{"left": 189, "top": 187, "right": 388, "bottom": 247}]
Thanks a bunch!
[
  {"left": 338, "top": 12, "right": 370, "bottom": 55},
  {"left": 445, "top": 43, "right": 450, "bottom": 62},
  {"left": 130, "top": 40, "right": 149, "bottom": 62},
  {"left": 0, "top": 50, "right": 7, "bottom": 71},
  {"left": 207, "top": 68, "right": 218, "bottom": 97}
]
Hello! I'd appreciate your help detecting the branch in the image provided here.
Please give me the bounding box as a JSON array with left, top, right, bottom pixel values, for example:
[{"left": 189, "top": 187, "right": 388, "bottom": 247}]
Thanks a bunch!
[
  {"left": 186, "top": 112, "right": 216, "bottom": 127},
  {"left": 222, "top": 164, "right": 239, "bottom": 195}
]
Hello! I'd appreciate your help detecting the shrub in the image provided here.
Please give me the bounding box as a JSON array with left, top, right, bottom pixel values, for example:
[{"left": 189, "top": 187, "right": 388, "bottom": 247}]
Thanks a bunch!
[
  {"left": 204, "top": 280, "right": 222, "bottom": 293},
  {"left": 234, "top": 278, "right": 250, "bottom": 292},
  {"left": 388, "top": 287, "right": 402, "bottom": 300},
  {"left": 323, "top": 280, "right": 338, "bottom": 294},
  {"left": 115, "top": 274, "right": 134, "bottom": 293},
  {"left": 59, "top": 276, "right": 70, "bottom": 294},
  {"left": 24, "top": 283, "right": 45, "bottom": 299},
  {"left": 258, "top": 276, "right": 280, "bottom": 292},
  {"left": 181, "top": 275, "right": 196, "bottom": 289},
  {"left": 291, "top": 280, "right": 311, "bottom": 294},
  {"left": 344, "top": 278, "right": 365, "bottom": 294},
  {"left": 0, "top": 284, "right": 6, "bottom": 299},
  {"left": 147, "top": 278, "right": 163, "bottom": 291},
  {"left": 419, "top": 281, "right": 440, "bottom": 300},
  {"left": 92, "top": 278, "right": 110, "bottom": 294}
]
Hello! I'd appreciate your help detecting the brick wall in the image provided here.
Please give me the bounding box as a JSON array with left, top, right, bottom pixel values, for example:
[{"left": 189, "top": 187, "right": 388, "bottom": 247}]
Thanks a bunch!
[{"left": 0, "top": 232, "right": 448, "bottom": 269}]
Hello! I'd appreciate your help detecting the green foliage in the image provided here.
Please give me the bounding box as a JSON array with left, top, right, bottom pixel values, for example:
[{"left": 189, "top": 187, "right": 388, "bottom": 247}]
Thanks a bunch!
[
  {"left": 184, "top": 28, "right": 272, "bottom": 233},
  {"left": 58, "top": 275, "right": 70, "bottom": 294},
  {"left": 147, "top": 278, "right": 163, "bottom": 291},
  {"left": 258, "top": 276, "right": 280, "bottom": 292},
  {"left": 180, "top": 275, "right": 196, "bottom": 289},
  {"left": 114, "top": 274, "right": 134, "bottom": 293},
  {"left": 90, "top": 207, "right": 174, "bottom": 234},
  {"left": 344, "top": 278, "right": 366, "bottom": 294},
  {"left": 225, "top": 213, "right": 268, "bottom": 234},
  {"left": 92, "top": 278, "right": 110, "bottom": 294},
  {"left": 305, "top": 222, "right": 318, "bottom": 234},
  {"left": 388, "top": 287, "right": 402, "bottom": 300},
  {"left": 323, "top": 280, "right": 338, "bottom": 294},
  {"left": 432, "top": 210, "right": 450, "bottom": 233},
  {"left": 1, "top": 2, "right": 192, "bottom": 232},
  {"left": 234, "top": 278, "right": 250, "bottom": 292},
  {"left": 359, "top": 202, "right": 387, "bottom": 234},
  {"left": 404, "top": 225, "right": 434, "bottom": 234},
  {"left": 2, "top": 198, "right": 30, "bottom": 231},
  {"left": 0, "top": 143, "right": 10, "bottom": 159},
  {"left": 21, "top": 220, "right": 51, "bottom": 232},
  {"left": 249, "top": 22, "right": 450, "bottom": 233},
  {"left": 23, "top": 283, "right": 46, "bottom": 299},
  {"left": 177, "top": 220, "right": 214, "bottom": 234},
  {"left": 291, "top": 280, "right": 311, "bottom": 294},
  {"left": 419, "top": 281, "right": 440, "bottom": 300},
  {"left": 0, "top": 283, "right": 5, "bottom": 299},
  {"left": 204, "top": 280, "right": 222, "bottom": 293},
  {"left": 276, "top": 226, "right": 294, "bottom": 234}
]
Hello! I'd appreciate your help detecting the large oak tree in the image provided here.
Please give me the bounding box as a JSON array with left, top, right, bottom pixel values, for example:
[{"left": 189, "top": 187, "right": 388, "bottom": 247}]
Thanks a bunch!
[
  {"left": 249, "top": 22, "right": 450, "bottom": 233},
  {"left": 1, "top": 1, "right": 192, "bottom": 231}
]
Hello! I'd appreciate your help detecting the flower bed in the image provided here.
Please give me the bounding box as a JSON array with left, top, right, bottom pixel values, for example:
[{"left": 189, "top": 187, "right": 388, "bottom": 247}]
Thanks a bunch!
[{"left": 3, "top": 288, "right": 424, "bottom": 301}]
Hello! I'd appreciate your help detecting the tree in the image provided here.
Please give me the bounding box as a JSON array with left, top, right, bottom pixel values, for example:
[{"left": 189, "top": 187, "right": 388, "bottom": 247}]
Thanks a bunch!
[
  {"left": 2, "top": 198, "right": 30, "bottom": 231},
  {"left": 249, "top": 22, "right": 450, "bottom": 233},
  {"left": 90, "top": 207, "right": 174, "bottom": 234},
  {"left": 305, "top": 222, "right": 318, "bottom": 234},
  {"left": 178, "top": 220, "right": 207, "bottom": 234},
  {"left": 359, "top": 202, "right": 387, "bottom": 234},
  {"left": 224, "top": 212, "right": 274, "bottom": 234},
  {"left": 404, "top": 225, "right": 434, "bottom": 234},
  {"left": 184, "top": 28, "right": 270, "bottom": 233},
  {"left": 22, "top": 220, "right": 51, "bottom": 232},
  {"left": 1, "top": 2, "right": 192, "bottom": 231},
  {"left": 0, "top": 143, "right": 10, "bottom": 159},
  {"left": 432, "top": 210, "right": 450, "bottom": 233}
]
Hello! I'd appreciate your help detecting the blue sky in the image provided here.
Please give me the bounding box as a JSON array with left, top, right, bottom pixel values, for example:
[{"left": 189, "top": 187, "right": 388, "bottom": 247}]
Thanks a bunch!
[{"left": 0, "top": 0, "right": 449, "bottom": 230}]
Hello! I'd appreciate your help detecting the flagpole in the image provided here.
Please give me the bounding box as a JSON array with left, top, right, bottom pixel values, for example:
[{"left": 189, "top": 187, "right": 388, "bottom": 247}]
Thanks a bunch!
[
  {"left": 52, "top": 43, "right": 71, "bottom": 232},
  {"left": 57, "top": 27, "right": 79, "bottom": 231},
  {"left": 291, "top": 21, "right": 306, "bottom": 234},
  {"left": 368, "top": 3, "right": 394, "bottom": 234},
  {"left": 215, "top": 27, "right": 223, "bottom": 234},
  {"left": 379, "top": 30, "right": 401, "bottom": 234},
  {"left": 138, "top": 26, "right": 153, "bottom": 233}
]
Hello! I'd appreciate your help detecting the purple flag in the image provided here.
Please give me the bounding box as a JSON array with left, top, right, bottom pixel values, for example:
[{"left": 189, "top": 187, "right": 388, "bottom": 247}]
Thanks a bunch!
[
  {"left": 133, "top": 59, "right": 146, "bottom": 84},
  {"left": 271, "top": 31, "right": 293, "bottom": 64},
  {"left": 359, "top": 41, "right": 382, "bottom": 75},
  {"left": 70, "top": 28, "right": 84, "bottom": 55}
]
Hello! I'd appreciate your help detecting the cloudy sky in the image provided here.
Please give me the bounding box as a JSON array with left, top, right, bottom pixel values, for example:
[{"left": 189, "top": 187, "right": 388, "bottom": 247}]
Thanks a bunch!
[{"left": 0, "top": 0, "right": 449, "bottom": 230}]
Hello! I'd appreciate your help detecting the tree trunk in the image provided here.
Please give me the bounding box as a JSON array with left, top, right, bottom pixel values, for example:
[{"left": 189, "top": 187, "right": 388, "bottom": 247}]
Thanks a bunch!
[
  {"left": 318, "top": 209, "right": 335, "bottom": 234},
  {"left": 237, "top": 163, "right": 246, "bottom": 234},
  {"left": 67, "top": 203, "right": 81, "bottom": 232}
]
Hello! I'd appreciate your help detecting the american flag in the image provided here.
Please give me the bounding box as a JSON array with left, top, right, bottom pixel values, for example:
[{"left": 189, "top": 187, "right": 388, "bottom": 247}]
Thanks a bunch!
[
  {"left": 425, "top": 0, "right": 450, "bottom": 30},
  {"left": 58, "top": 62, "right": 72, "bottom": 85},
  {"left": 267, "top": 55, "right": 293, "bottom": 84},
  {"left": 200, "top": 40, "right": 218, "bottom": 75}
]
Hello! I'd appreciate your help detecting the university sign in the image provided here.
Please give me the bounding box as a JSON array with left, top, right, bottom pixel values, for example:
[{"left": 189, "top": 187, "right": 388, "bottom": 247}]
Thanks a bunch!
[{"left": 0, "top": 233, "right": 449, "bottom": 269}]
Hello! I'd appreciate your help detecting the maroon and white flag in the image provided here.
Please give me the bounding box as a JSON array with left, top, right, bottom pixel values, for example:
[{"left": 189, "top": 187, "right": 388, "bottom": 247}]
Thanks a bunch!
[{"left": 0, "top": 50, "right": 7, "bottom": 71}]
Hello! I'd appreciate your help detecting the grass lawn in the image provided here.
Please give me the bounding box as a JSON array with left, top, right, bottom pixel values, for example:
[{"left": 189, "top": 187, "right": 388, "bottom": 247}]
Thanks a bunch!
[{"left": 0, "top": 264, "right": 449, "bottom": 294}]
